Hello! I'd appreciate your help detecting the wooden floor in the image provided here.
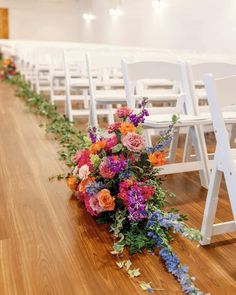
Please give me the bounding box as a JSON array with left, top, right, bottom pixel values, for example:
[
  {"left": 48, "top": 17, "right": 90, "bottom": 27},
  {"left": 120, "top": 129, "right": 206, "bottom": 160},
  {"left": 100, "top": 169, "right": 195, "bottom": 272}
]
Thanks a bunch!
[{"left": 0, "top": 82, "right": 236, "bottom": 295}]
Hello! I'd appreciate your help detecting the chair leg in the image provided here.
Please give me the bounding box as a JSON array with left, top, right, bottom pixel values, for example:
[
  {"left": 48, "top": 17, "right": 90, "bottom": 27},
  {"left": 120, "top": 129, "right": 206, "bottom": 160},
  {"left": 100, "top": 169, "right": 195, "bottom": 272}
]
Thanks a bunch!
[
  {"left": 144, "top": 129, "right": 152, "bottom": 147},
  {"left": 200, "top": 165, "right": 222, "bottom": 245},
  {"left": 89, "top": 98, "right": 98, "bottom": 127},
  {"left": 168, "top": 127, "right": 180, "bottom": 163},
  {"left": 183, "top": 128, "right": 193, "bottom": 162},
  {"left": 191, "top": 125, "right": 210, "bottom": 189},
  {"left": 224, "top": 170, "right": 236, "bottom": 221},
  {"left": 35, "top": 71, "right": 40, "bottom": 95},
  {"left": 49, "top": 76, "right": 54, "bottom": 104},
  {"left": 107, "top": 104, "right": 114, "bottom": 125},
  {"left": 64, "top": 87, "right": 73, "bottom": 121}
]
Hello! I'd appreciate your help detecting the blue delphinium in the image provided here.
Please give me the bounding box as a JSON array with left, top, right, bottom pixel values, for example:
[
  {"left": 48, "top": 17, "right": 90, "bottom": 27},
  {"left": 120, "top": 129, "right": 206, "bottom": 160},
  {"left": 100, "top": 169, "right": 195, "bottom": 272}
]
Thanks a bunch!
[
  {"left": 146, "top": 211, "right": 206, "bottom": 295},
  {"left": 86, "top": 181, "right": 105, "bottom": 196}
]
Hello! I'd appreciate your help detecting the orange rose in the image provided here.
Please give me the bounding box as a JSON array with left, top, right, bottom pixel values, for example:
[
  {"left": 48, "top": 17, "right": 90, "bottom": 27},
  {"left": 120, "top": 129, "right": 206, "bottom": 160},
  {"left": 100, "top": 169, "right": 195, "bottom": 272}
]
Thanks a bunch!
[
  {"left": 3, "top": 59, "right": 10, "bottom": 66},
  {"left": 91, "top": 140, "right": 106, "bottom": 154},
  {"left": 67, "top": 175, "right": 78, "bottom": 191},
  {"left": 148, "top": 152, "right": 166, "bottom": 167},
  {"left": 79, "top": 177, "right": 95, "bottom": 193},
  {"left": 97, "top": 189, "right": 115, "bottom": 211},
  {"left": 119, "top": 122, "right": 136, "bottom": 135}
]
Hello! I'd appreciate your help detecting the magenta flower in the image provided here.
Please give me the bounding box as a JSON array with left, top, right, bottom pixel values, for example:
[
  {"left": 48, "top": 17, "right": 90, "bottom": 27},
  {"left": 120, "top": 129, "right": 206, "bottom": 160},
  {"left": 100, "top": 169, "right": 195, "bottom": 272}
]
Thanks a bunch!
[
  {"left": 116, "top": 106, "right": 133, "bottom": 118},
  {"left": 122, "top": 132, "right": 145, "bottom": 152},
  {"left": 105, "top": 135, "right": 118, "bottom": 151}
]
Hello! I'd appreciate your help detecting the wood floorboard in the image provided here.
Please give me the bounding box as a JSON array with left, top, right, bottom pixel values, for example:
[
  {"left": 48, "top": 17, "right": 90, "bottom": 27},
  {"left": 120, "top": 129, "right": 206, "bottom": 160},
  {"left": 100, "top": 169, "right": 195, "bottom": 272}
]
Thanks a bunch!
[{"left": 0, "top": 82, "right": 236, "bottom": 294}]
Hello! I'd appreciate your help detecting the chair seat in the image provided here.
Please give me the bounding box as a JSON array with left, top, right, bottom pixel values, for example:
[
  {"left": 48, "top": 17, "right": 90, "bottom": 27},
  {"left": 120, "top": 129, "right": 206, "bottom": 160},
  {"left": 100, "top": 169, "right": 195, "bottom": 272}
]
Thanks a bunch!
[
  {"left": 70, "top": 78, "right": 89, "bottom": 87},
  {"left": 96, "top": 94, "right": 126, "bottom": 104},
  {"left": 144, "top": 93, "right": 179, "bottom": 101},
  {"left": 200, "top": 111, "right": 236, "bottom": 122},
  {"left": 72, "top": 108, "right": 117, "bottom": 117},
  {"left": 144, "top": 114, "right": 211, "bottom": 128}
]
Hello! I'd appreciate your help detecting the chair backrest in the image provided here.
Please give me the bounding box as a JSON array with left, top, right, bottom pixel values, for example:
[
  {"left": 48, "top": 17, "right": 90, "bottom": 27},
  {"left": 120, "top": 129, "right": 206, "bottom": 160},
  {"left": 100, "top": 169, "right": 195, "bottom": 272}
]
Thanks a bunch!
[
  {"left": 121, "top": 60, "right": 183, "bottom": 110},
  {"left": 86, "top": 53, "right": 127, "bottom": 127},
  {"left": 183, "top": 62, "right": 236, "bottom": 115},
  {"left": 63, "top": 49, "right": 87, "bottom": 78},
  {"left": 33, "top": 47, "right": 64, "bottom": 71},
  {"left": 203, "top": 74, "right": 236, "bottom": 156}
]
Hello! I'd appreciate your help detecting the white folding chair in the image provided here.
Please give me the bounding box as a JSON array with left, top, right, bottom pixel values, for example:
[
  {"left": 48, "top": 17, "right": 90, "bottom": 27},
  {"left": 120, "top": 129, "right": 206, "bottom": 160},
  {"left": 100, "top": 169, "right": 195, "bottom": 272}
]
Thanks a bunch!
[
  {"left": 33, "top": 47, "right": 66, "bottom": 104},
  {"left": 64, "top": 49, "right": 89, "bottom": 121},
  {"left": 201, "top": 74, "right": 236, "bottom": 245},
  {"left": 121, "top": 60, "right": 211, "bottom": 188},
  {"left": 86, "top": 53, "right": 127, "bottom": 127},
  {"left": 182, "top": 62, "right": 236, "bottom": 162}
]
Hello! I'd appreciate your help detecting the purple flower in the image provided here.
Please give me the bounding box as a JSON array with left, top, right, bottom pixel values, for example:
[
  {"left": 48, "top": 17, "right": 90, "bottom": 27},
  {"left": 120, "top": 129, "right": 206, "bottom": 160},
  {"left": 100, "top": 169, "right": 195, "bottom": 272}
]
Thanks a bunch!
[
  {"left": 88, "top": 127, "right": 97, "bottom": 143},
  {"left": 127, "top": 184, "right": 147, "bottom": 222},
  {"left": 138, "top": 97, "right": 149, "bottom": 108},
  {"left": 107, "top": 155, "right": 128, "bottom": 173},
  {"left": 129, "top": 109, "right": 149, "bottom": 127}
]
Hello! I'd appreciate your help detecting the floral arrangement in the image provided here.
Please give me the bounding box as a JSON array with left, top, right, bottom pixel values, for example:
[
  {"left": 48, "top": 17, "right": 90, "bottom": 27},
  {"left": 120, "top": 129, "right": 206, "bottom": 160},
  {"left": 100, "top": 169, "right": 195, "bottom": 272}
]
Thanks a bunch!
[
  {"left": 0, "top": 58, "right": 17, "bottom": 81},
  {"left": 67, "top": 99, "right": 206, "bottom": 294}
]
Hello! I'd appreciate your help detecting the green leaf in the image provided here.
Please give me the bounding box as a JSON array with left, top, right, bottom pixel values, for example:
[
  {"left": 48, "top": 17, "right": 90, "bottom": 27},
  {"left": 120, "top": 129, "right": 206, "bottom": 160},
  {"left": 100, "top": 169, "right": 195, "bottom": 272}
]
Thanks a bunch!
[
  {"left": 125, "top": 260, "right": 132, "bottom": 271},
  {"left": 111, "top": 243, "right": 124, "bottom": 255},
  {"left": 139, "top": 281, "right": 164, "bottom": 292},
  {"left": 128, "top": 268, "right": 141, "bottom": 278},
  {"left": 116, "top": 261, "right": 125, "bottom": 269},
  {"left": 112, "top": 144, "right": 123, "bottom": 153}
]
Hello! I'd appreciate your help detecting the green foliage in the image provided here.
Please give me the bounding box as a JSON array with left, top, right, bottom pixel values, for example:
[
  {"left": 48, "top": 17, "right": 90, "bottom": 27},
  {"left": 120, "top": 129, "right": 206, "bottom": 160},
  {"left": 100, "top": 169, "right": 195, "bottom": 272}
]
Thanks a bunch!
[
  {"left": 12, "top": 76, "right": 86, "bottom": 167},
  {"left": 124, "top": 224, "right": 156, "bottom": 254}
]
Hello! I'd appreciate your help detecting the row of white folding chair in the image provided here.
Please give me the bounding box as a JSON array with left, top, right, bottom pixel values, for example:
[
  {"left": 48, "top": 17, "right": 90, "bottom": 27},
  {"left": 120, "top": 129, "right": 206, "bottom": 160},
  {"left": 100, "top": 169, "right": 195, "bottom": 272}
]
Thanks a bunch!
[
  {"left": 88, "top": 56, "right": 184, "bottom": 127},
  {"left": 201, "top": 74, "right": 236, "bottom": 245},
  {"left": 29, "top": 47, "right": 168, "bottom": 110},
  {"left": 65, "top": 52, "right": 180, "bottom": 124}
]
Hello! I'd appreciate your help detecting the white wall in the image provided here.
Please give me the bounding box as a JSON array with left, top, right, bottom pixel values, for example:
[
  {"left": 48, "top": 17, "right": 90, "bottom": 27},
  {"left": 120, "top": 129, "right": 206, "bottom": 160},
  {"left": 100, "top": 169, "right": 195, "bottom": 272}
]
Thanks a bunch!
[{"left": 1, "top": 0, "right": 236, "bottom": 54}]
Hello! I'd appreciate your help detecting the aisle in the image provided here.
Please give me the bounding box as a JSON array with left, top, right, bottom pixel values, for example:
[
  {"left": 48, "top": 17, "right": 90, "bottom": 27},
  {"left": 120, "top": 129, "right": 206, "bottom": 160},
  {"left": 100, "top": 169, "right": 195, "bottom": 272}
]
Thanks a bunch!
[{"left": 0, "top": 82, "right": 235, "bottom": 295}]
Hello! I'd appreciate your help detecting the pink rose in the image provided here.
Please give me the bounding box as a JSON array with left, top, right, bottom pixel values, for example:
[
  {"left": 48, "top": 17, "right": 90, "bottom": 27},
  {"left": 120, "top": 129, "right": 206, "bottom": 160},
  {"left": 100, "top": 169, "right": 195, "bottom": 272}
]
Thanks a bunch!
[
  {"left": 99, "top": 160, "right": 116, "bottom": 179},
  {"left": 89, "top": 195, "right": 104, "bottom": 214},
  {"left": 116, "top": 106, "right": 133, "bottom": 118},
  {"left": 78, "top": 164, "right": 90, "bottom": 180},
  {"left": 84, "top": 194, "right": 98, "bottom": 216},
  {"left": 122, "top": 132, "right": 145, "bottom": 152},
  {"left": 105, "top": 135, "right": 118, "bottom": 151}
]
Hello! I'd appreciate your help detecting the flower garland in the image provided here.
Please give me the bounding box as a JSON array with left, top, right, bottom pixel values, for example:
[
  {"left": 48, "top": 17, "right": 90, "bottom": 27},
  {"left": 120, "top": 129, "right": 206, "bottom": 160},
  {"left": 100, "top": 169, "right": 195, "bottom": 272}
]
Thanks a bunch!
[
  {"left": 67, "top": 101, "right": 206, "bottom": 294},
  {"left": 0, "top": 58, "right": 17, "bottom": 81},
  {"left": 0, "top": 57, "right": 208, "bottom": 294}
]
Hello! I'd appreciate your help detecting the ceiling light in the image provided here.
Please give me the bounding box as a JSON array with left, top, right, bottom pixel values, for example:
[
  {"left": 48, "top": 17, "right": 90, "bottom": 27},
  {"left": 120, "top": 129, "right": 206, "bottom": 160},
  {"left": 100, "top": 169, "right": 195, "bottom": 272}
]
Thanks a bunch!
[
  {"left": 152, "top": 0, "right": 161, "bottom": 8},
  {"left": 109, "top": 8, "right": 123, "bottom": 16},
  {"left": 82, "top": 13, "right": 96, "bottom": 21}
]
